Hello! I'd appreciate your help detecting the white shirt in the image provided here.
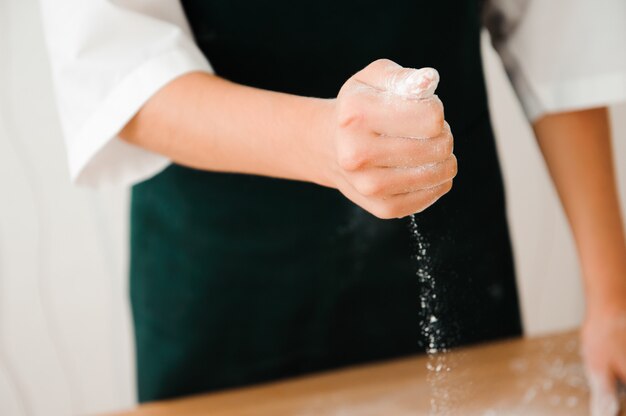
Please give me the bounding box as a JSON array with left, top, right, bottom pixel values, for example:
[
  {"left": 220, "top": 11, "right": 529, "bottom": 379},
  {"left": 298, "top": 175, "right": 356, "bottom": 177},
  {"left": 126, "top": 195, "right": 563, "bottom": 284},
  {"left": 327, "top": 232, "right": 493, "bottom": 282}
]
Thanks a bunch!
[{"left": 39, "top": 0, "right": 626, "bottom": 188}]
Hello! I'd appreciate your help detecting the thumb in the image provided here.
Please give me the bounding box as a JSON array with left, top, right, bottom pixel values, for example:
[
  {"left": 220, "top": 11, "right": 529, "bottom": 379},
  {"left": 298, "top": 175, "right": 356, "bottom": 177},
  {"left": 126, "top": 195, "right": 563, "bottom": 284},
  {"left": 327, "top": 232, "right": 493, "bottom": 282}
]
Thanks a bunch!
[{"left": 352, "top": 59, "right": 440, "bottom": 100}]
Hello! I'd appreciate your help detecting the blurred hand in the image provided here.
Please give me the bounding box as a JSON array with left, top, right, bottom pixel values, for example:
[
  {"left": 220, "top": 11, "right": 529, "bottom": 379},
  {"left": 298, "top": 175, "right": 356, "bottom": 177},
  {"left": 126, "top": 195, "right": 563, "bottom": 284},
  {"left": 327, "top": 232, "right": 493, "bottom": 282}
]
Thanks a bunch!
[
  {"left": 582, "top": 299, "right": 626, "bottom": 416},
  {"left": 323, "top": 59, "right": 457, "bottom": 219}
]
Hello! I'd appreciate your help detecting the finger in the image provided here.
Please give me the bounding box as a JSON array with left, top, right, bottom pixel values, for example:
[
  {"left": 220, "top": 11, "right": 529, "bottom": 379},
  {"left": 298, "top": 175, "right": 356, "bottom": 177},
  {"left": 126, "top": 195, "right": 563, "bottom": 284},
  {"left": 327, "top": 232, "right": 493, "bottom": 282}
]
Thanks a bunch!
[
  {"left": 352, "top": 59, "right": 440, "bottom": 99},
  {"left": 337, "top": 122, "right": 452, "bottom": 170},
  {"left": 586, "top": 369, "right": 619, "bottom": 416},
  {"left": 349, "top": 155, "right": 457, "bottom": 197},
  {"left": 348, "top": 91, "right": 445, "bottom": 139},
  {"left": 341, "top": 59, "right": 443, "bottom": 138},
  {"left": 382, "top": 181, "right": 453, "bottom": 218},
  {"left": 342, "top": 179, "right": 452, "bottom": 220},
  {"left": 614, "top": 357, "right": 626, "bottom": 387},
  {"left": 369, "top": 123, "right": 453, "bottom": 167}
]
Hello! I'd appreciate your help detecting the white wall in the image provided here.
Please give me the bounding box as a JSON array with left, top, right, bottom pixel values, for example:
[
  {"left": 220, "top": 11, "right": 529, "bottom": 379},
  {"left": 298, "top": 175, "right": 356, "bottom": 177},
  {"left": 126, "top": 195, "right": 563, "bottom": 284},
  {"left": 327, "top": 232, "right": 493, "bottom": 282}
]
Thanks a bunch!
[
  {"left": 0, "top": 1, "right": 134, "bottom": 415},
  {"left": 0, "top": 1, "right": 624, "bottom": 415}
]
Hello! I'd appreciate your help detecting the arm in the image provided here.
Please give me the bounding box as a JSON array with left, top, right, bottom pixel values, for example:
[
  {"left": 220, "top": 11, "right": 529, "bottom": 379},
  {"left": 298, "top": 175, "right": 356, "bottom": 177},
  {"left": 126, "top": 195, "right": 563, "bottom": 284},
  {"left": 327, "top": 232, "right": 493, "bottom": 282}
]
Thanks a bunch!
[
  {"left": 120, "top": 62, "right": 457, "bottom": 219},
  {"left": 533, "top": 107, "right": 626, "bottom": 414},
  {"left": 121, "top": 72, "right": 334, "bottom": 187}
]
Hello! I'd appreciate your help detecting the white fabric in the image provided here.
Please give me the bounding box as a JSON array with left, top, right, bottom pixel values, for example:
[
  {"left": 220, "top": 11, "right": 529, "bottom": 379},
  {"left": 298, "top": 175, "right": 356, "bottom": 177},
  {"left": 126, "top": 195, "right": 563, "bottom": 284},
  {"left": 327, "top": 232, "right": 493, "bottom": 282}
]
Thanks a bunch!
[
  {"left": 39, "top": 0, "right": 213, "bottom": 187},
  {"left": 485, "top": 0, "right": 626, "bottom": 121},
  {"left": 40, "top": 0, "right": 626, "bottom": 188}
]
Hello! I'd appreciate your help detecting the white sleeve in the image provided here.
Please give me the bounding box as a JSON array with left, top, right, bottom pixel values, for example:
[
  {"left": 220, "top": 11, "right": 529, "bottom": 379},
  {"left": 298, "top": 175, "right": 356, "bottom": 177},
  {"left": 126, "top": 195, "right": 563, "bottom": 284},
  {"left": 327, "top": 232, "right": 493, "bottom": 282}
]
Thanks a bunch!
[
  {"left": 484, "top": 0, "right": 626, "bottom": 122},
  {"left": 39, "top": 0, "right": 213, "bottom": 187}
]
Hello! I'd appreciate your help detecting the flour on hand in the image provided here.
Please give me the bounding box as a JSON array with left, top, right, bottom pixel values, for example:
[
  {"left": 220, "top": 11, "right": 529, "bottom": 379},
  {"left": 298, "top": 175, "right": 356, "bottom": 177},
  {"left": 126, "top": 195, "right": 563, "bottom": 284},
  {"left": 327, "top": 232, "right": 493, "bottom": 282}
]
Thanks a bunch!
[{"left": 386, "top": 67, "right": 439, "bottom": 99}]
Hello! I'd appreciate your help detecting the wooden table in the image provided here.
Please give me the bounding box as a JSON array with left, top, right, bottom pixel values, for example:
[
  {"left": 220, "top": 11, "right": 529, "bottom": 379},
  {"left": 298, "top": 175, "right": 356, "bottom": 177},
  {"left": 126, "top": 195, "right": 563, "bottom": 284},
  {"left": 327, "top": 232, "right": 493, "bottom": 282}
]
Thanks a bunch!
[{"left": 113, "top": 330, "right": 625, "bottom": 415}]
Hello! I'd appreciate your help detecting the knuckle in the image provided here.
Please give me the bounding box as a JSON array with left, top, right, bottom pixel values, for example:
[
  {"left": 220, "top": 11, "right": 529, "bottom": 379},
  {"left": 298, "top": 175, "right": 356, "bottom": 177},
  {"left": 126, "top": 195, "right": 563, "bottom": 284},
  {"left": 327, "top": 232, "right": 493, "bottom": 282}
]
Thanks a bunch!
[
  {"left": 416, "top": 194, "right": 441, "bottom": 214},
  {"left": 447, "top": 155, "right": 458, "bottom": 179},
  {"left": 424, "top": 99, "right": 445, "bottom": 137},
  {"left": 337, "top": 99, "right": 366, "bottom": 130},
  {"left": 337, "top": 148, "right": 367, "bottom": 172},
  {"left": 433, "top": 136, "right": 453, "bottom": 161},
  {"left": 372, "top": 203, "right": 398, "bottom": 220},
  {"left": 432, "top": 113, "right": 445, "bottom": 136},
  {"left": 440, "top": 180, "right": 453, "bottom": 194},
  {"left": 410, "top": 197, "right": 431, "bottom": 215},
  {"left": 354, "top": 176, "right": 385, "bottom": 197},
  {"left": 443, "top": 134, "right": 454, "bottom": 156}
]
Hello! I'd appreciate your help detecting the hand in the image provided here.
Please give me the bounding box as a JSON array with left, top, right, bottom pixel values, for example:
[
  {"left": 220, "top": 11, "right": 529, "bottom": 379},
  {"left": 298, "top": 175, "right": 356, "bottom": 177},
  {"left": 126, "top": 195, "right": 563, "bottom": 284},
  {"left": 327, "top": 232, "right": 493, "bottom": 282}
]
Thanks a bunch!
[
  {"left": 581, "top": 299, "right": 626, "bottom": 416},
  {"left": 321, "top": 59, "right": 457, "bottom": 219}
]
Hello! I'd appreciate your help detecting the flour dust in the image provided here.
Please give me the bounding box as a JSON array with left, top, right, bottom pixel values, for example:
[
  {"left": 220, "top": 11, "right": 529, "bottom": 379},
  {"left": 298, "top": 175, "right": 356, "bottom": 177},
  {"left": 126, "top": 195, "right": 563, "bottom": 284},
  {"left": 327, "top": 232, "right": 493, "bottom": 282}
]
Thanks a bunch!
[{"left": 409, "top": 214, "right": 466, "bottom": 415}]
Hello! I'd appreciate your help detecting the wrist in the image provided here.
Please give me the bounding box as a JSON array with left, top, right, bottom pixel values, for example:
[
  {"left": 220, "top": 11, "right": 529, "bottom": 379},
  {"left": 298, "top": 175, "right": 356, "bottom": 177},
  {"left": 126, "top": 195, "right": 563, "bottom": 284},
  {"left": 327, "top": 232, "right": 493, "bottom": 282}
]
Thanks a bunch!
[
  {"left": 585, "top": 275, "right": 626, "bottom": 318},
  {"left": 299, "top": 97, "right": 337, "bottom": 188},
  {"left": 581, "top": 242, "right": 626, "bottom": 308}
]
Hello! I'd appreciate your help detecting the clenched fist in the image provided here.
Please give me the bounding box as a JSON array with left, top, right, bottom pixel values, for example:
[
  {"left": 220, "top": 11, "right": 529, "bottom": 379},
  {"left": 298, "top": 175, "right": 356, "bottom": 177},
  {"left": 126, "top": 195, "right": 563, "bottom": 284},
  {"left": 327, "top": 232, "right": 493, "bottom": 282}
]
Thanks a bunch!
[
  {"left": 121, "top": 58, "right": 456, "bottom": 218},
  {"left": 321, "top": 59, "right": 457, "bottom": 219}
]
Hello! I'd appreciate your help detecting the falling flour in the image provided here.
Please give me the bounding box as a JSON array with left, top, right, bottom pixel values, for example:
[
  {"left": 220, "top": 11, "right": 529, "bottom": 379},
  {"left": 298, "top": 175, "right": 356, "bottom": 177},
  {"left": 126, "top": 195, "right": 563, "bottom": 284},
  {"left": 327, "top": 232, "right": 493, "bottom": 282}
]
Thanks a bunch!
[
  {"left": 408, "top": 215, "right": 444, "bottom": 354},
  {"left": 409, "top": 214, "right": 458, "bottom": 415},
  {"left": 389, "top": 65, "right": 457, "bottom": 415}
]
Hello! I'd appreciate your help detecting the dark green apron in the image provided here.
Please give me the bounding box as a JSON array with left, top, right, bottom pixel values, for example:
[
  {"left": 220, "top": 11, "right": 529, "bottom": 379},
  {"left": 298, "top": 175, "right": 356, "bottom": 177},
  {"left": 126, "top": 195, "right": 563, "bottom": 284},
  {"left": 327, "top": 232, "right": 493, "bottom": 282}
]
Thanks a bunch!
[{"left": 130, "top": 0, "right": 522, "bottom": 402}]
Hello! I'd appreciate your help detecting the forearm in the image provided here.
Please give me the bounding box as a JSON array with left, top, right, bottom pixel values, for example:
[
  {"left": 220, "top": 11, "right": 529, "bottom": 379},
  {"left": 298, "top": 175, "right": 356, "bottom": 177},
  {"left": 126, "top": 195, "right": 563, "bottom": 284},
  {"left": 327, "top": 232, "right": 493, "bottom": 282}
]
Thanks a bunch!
[
  {"left": 533, "top": 108, "right": 626, "bottom": 307},
  {"left": 120, "top": 72, "right": 333, "bottom": 187}
]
